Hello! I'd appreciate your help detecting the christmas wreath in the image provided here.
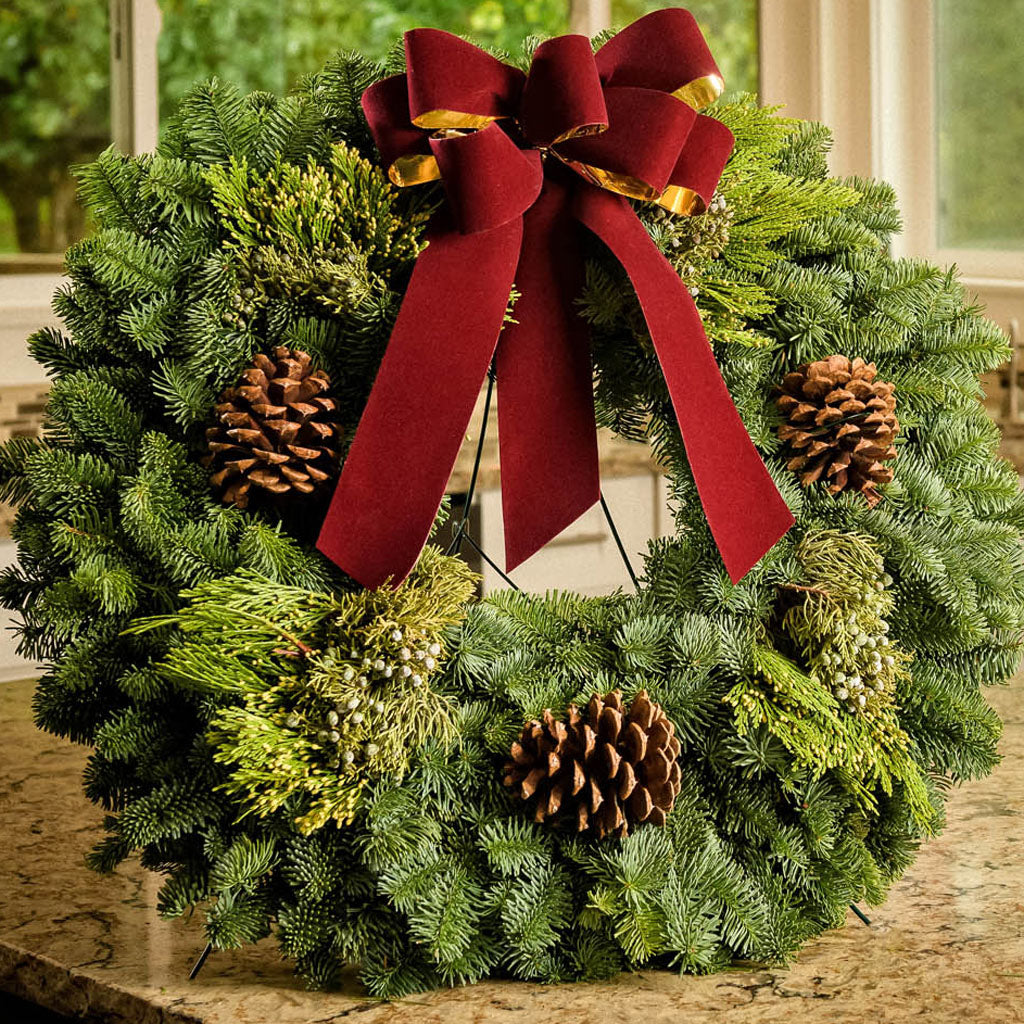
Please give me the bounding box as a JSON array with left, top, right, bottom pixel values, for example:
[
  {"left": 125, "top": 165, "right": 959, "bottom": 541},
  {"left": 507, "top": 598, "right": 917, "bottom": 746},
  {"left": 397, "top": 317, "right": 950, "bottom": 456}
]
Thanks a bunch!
[{"left": 2, "top": 9, "right": 1021, "bottom": 998}]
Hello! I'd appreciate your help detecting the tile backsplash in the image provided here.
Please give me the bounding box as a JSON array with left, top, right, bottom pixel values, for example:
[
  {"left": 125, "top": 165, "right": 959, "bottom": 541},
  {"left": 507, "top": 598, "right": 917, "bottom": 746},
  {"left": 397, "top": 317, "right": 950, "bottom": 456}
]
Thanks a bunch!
[{"left": 0, "top": 383, "right": 49, "bottom": 540}]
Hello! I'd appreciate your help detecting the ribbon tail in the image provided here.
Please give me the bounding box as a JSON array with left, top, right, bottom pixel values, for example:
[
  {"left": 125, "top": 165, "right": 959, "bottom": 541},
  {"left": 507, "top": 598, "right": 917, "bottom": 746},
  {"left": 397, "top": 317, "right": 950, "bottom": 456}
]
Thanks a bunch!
[
  {"left": 574, "top": 187, "right": 794, "bottom": 582},
  {"left": 317, "top": 214, "right": 523, "bottom": 589},
  {"left": 497, "top": 175, "right": 601, "bottom": 572}
]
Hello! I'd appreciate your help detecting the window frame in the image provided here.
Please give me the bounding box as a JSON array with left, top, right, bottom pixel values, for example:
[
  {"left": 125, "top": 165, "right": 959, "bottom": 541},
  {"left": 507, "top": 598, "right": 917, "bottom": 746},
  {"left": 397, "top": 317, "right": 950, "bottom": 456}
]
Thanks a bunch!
[
  {"left": 19, "top": 1, "right": 1022, "bottom": 356},
  {"left": 759, "top": 0, "right": 1024, "bottom": 293},
  {"left": 0, "top": 1, "right": 161, "bottom": 328},
  {"left": 110, "top": 0, "right": 162, "bottom": 157},
  {"left": 10, "top": 0, "right": 1022, "bottom": 284}
]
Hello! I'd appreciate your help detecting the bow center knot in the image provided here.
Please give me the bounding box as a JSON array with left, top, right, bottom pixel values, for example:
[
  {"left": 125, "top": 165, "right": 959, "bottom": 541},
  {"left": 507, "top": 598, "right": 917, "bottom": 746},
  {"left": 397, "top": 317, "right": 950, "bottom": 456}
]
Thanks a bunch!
[
  {"left": 412, "top": 33, "right": 612, "bottom": 236},
  {"left": 517, "top": 34, "right": 609, "bottom": 150}
]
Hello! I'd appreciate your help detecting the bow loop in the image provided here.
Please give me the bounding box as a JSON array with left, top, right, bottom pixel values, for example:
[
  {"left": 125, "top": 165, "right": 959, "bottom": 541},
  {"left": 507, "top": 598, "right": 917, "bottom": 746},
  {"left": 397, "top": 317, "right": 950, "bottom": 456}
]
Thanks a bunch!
[
  {"left": 594, "top": 7, "right": 724, "bottom": 109},
  {"left": 556, "top": 86, "right": 697, "bottom": 201},
  {"left": 405, "top": 28, "right": 525, "bottom": 129},
  {"left": 430, "top": 125, "right": 543, "bottom": 235},
  {"left": 519, "top": 34, "right": 608, "bottom": 148},
  {"left": 661, "top": 113, "right": 735, "bottom": 215},
  {"left": 362, "top": 74, "right": 439, "bottom": 187}
]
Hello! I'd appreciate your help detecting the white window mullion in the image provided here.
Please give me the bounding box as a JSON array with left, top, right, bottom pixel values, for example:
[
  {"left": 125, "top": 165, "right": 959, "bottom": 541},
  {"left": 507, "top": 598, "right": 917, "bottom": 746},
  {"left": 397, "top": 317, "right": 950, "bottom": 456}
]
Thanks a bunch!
[
  {"left": 759, "top": 0, "right": 874, "bottom": 179},
  {"left": 869, "top": 0, "right": 935, "bottom": 262},
  {"left": 109, "top": 0, "right": 162, "bottom": 156},
  {"left": 569, "top": 0, "right": 611, "bottom": 38},
  {"left": 758, "top": 1, "right": 824, "bottom": 129}
]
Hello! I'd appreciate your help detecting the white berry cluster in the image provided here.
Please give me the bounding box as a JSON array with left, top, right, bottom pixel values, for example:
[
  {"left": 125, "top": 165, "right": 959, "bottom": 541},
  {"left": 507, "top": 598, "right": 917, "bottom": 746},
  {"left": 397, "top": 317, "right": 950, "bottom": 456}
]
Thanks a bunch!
[
  {"left": 814, "top": 570, "right": 901, "bottom": 717},
  {"left": 286, "top": 625, "right": 445, "bottom": 772},
  {"left": 645, "top": 191, "right": 734, "bottom": 299}
]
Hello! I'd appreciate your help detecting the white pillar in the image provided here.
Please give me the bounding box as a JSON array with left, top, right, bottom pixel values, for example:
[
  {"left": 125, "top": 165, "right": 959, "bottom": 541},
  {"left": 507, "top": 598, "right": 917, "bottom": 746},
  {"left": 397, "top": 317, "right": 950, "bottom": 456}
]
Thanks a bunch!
[
  {"left": 569, "top": 0, "right": 612, "bottom": 37},
  {"left": 110, "top": 0, "right": 162, "bottom": 155}
]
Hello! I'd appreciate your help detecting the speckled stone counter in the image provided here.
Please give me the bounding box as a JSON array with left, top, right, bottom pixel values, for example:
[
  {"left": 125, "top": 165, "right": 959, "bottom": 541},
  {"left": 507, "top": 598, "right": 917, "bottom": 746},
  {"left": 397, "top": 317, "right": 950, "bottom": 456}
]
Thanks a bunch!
[{"left": 1, "top": 675, "right": 1022, "bottom": 1024}]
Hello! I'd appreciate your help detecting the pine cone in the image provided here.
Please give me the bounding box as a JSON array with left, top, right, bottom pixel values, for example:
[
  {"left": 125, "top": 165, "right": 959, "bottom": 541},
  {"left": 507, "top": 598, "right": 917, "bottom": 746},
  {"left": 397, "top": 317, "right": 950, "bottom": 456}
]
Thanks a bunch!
[
  {"left": 204, "top": 347, "right": 341, "bottom": 508},
  {"left": 776, "top": 355, "right": 898, "bottom": 506},
  {"left": 503, "top": 690, "right": 682, "bottom": 840}
]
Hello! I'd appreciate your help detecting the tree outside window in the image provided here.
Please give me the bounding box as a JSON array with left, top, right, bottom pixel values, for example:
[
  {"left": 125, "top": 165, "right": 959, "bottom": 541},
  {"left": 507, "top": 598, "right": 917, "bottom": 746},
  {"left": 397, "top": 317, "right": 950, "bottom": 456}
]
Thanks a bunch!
[{"left": 0, "top": 0, "right": 758, "bottom": 258}]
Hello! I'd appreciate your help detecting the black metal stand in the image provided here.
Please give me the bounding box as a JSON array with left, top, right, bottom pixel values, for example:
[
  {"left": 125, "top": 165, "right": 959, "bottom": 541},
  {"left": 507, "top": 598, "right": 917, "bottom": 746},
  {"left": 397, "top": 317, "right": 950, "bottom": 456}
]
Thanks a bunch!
[
  {"left": 447, "top": 365, "right": 495, "bottom": 559},
  {"left": 446, "top": 367, "right": 639, "bottom": 592},
  {"left": 600, "top": 492, "right": 639, "bottom": 588},
  {"left": 849, "top": 904, "right": 872, "bottom": 927},
  {"left": 189, "top": 942, "right": 213, "bottom": 980},
  {"left": 462, "top": 532, "right": 520, "bottom": 591}
]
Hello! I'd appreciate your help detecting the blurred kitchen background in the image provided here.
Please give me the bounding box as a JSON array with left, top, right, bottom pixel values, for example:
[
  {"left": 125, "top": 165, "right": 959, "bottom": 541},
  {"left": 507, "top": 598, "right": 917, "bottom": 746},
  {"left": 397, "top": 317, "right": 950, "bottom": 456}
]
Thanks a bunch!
[{"left": 1, "top": 0, "right": 1022, "bottom": 678}]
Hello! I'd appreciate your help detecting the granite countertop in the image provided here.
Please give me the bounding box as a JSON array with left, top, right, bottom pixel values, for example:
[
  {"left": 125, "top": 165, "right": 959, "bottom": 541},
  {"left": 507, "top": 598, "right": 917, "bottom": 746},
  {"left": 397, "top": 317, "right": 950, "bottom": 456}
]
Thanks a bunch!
[{"left": 1, "top": 674, "right": 1022, "bottom": 1024}]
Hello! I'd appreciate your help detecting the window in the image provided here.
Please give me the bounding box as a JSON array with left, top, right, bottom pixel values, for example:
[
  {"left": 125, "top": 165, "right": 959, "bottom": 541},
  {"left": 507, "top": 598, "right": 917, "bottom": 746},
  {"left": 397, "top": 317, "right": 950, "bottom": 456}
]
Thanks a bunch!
[
  {"left": 0, "top": 0, "right": 759, "bottom": 271},
  {"left": 759, "top": 1, "right": 1024, "bottom": 282},
  {"left": 157, "top": 1, "right": 757, "bottom": 128},
  {"left": 760, "top": 0, "right": 1024, "bottom": 428},
  {"left": 155, "top": 1, "right": 570, "bottom": 127}
]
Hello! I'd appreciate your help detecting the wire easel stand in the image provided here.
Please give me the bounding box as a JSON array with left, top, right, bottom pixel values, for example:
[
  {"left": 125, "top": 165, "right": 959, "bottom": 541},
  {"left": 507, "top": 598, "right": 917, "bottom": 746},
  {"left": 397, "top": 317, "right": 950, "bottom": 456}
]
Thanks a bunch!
[
  {"left": 849, "top": 904, "right": 872, "bottom": 927},
  {"left": 445, "top": 365, "right": 639, "bottom": 588},
  {"left": 446, "top": 363, "right": 495, "bottom": 561}
]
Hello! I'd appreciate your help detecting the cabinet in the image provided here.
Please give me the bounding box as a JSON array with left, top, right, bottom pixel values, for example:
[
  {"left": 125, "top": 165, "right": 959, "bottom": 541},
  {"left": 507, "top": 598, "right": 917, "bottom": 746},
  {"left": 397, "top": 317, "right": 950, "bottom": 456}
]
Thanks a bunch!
[
  {"left": 478, "top": 473, "right": 672, "bottom": 596},
  {"left": 445, "top": 386, "right": 674, "bottom": 596}
]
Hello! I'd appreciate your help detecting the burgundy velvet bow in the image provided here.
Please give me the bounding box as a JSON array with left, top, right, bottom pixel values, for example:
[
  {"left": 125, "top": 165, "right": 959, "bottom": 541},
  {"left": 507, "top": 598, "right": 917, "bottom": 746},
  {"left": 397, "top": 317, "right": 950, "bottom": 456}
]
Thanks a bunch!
[{"left": 317, "top": 8, "right": 794, "bottom": 589}]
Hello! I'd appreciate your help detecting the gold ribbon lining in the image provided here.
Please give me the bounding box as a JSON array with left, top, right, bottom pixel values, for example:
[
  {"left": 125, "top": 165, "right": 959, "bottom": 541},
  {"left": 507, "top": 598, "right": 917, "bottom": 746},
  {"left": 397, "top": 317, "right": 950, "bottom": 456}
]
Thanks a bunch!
[
  {"left": 389, "top": 111, "right": 502, "bottom": 185},
  {"left": 563, "top": 163, "right": 662, "bottom": 202},
  {"left": 673, "top": 73, "right": 725, "bottom": 112},
  {"left": 656, "top": 183, "right": 705, "bottom": 216},
  {"left": 547, "top": 121, "right": 609, "bottom": 146},
  {"left": 656, "top": 73, "right": 726, "bottom": 215},
  {"left": 387, "top": 71, "right": 725, "bottom": 217},
  {"left": 413, "top": 110, "right": 500, "bottom": 130},
  {"left": 389, "top": 153, "right": 442, "bottom": 187}
]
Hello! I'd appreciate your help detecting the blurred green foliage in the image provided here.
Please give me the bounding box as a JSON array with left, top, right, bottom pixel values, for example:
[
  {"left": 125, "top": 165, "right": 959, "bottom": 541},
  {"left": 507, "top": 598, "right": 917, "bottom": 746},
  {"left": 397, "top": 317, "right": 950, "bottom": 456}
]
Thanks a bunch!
[
  {"left": 154, "top": 0, "right": 564, "bottom": 109},
  {"left": 935, "top": 0, "right": 1024, "bottom": 250},
  {"left": 0, "top": 2, "right": 109, "bottom": 253},
  {"left": 0, "top": 0, "right": 756, "bottom": 255}
]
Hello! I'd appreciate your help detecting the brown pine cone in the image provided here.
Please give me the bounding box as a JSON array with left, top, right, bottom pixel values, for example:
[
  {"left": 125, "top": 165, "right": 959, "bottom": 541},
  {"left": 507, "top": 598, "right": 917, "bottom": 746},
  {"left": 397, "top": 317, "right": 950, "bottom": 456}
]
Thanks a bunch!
[
  {"left": 776, "top": 355, "right": 898, "bottom": 507},
  {"left": 503, "top": 690, "right": 682, "bottom": 840},
  {"left": 203, "top": 347, "right": 341, "bottom": 508}
]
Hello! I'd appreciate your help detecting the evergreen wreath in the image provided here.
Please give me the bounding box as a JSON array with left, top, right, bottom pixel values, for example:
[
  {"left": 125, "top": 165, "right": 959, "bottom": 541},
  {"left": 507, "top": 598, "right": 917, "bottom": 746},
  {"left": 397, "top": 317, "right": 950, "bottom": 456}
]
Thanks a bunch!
[{"left": 1, "top": 26, "right": 1021, "bottom": 999}]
